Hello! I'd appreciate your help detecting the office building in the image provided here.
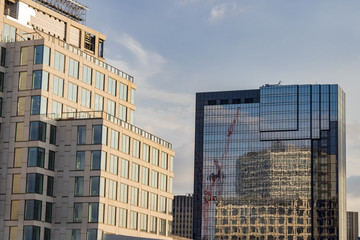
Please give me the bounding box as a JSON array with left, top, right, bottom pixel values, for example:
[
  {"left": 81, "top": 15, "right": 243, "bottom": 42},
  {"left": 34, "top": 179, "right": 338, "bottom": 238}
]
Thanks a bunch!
[
  {"left": 194, "top": 84, "right": 346, "bottom": 239},
  {"left": 347, "top": 212, "right": 359, "bottom": 240},
  {"left": 172, "top": 194, "right": 193, "bottom": 239},
  {"left": 0, "top": 0, "right": 174, "bottom": 239}
]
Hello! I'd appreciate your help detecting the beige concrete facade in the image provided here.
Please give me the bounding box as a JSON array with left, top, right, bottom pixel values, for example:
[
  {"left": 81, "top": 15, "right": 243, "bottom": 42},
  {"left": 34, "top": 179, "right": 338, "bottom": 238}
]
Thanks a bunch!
[{"left": 0, "top": 1, "right": 174, "bottom": 240}]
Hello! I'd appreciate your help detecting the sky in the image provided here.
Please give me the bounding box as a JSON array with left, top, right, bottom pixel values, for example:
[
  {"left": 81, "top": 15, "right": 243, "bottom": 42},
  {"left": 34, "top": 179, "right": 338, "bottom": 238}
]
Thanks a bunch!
[{"left": 85, "top": 0, "right": 360, "bottom": 216}]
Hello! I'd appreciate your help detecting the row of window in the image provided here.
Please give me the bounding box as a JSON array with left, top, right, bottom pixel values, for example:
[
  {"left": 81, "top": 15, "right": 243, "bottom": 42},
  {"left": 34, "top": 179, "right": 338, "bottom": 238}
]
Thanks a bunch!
[
  {"left": 77, "top": 125, "right": 174, "bottom": 171},
  {"left": 15, "top": 121, "right": 56, "bottom": 144},
  {"left": 74, "top": 176, "right": 173, "bottom": 204},
  {"left": 20, "top": 45, "right": 135, "bottom": 103},
  {"left": 73, "top": 204, "right": 171, "bottom": 236},
  {"left": 9, "top": 226, "right": 51, "bottom": 240},
  {"left": 12, "top": 173, "right": 54, "bottom": 196},
  {"left": 13, "top": 148, "right": 55, "bottom": 170},
  {"left": 11, "top": 200, "right": 52, "bottom": 223}
]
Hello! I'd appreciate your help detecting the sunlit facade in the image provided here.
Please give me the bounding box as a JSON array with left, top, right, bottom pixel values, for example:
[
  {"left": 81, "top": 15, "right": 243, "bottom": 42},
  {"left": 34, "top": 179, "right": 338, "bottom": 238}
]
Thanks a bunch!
[
  {"left": 0, "top": 0, "right": 174, "bottom": 240},
  {"left": 194, "top": 84, "right": 346, "bottom": 240}
]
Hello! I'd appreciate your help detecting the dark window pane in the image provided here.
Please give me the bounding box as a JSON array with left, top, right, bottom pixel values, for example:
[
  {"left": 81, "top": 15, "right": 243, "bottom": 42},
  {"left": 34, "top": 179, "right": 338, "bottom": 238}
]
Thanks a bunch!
[
  {"left": 50, "top": 125, "right": 56, "bottom": 145},
  {"left": 45, "top": 202, "right": 52, "bottom": 223},
  {"left": 27, "top": 147, "right": 45, "bottom": 167},
  {"left": 24, "top": 200, "right": 42, "bottom": 220},
  {"left": 48, "top": 151, "right": 55, "bottom": 171},
  {"left": 77, "top": 125, "right": 86, "bottom": 144},
  {"left": 47, "top": 176, "right": 54, "bottom": 196},
  {"left": 29, "top": 121, "right": 46, "bottom": 142}
]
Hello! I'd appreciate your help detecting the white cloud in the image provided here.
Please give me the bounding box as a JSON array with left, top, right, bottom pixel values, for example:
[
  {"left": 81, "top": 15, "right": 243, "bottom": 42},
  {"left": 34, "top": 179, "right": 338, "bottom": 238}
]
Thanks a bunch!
[{"left": 209, "top": 3, "right": 227, "bottom": 22}]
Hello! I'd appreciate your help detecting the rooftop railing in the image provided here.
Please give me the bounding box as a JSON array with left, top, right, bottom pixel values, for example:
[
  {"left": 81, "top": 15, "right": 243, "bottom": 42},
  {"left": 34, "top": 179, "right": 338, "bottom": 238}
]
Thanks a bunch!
[
  {"left": 48, "top": 111, "right": 172, "bottom": 149},
  {"left": 0, "top": 29, "right": 134, "bottom": 82}
]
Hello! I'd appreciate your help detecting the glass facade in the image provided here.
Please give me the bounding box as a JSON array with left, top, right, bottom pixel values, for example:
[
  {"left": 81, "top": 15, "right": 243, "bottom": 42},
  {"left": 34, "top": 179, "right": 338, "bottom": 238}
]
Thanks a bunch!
[{"left": 194, "top": 84, "right": 346, "bottom": 240}]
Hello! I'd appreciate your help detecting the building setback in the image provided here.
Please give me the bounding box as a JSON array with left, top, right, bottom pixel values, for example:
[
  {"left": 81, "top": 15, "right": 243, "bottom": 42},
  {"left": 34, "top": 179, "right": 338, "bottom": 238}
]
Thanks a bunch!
[
  {"left": 194, "top": 84, "right": 346, "bottom": 240},
  {"left": 0, "top": 0, "right": 174, "bottom": 239},
  {"left": 347, "top": 212, "right": 359, "bottom": 240},
  {"left": 172, "top": 194, "right": 193, "bottom": 239}
]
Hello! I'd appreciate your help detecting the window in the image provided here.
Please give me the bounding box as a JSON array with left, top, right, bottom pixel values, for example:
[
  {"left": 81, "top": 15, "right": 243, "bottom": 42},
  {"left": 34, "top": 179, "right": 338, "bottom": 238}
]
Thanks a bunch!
[
  {"left": 54, "top": 51, "right": 65, "bottom": 72},
  {"left": 0, "top": 97, "right": 2, "bottom": 116},
  {"left": 50, "top": 125, "right": 56, "bottom": 144},
  {"left": 84, "top": 32, "right": 96, "bottom": 52},
  {"left": 68, "top": 58, "right": 79, "bottom": 79},
  {"left": 77, "top": 125, "right": 86, "bottom": 145},
  {"left": 0, "top": 72, "right": 3, "bottom": 91},
  {"left": 121, "top": 135, "right": 130, "bottom": 154},
  {"left": 28, "top": 147, "right": 45, "bottom": 167},
  {"left": 132, "top": 139, "right": 140, "bottom": 158},
  {"left": 168, "top": 199, "right": 173, "bottom": 215},
  {"left": 119, "top": 82, "right": 128, "bottom": 101},
  {"left": 52, "top": 76, "right": 64, "bottom": 97},
  {"left": 121, "top": 159, "right": 129, "bottom": 178},
  {"left": 74, "top": 177, "right": 84, "bottom": 196},
  {"left": 120, "top": 184, "right": 128, "bottom": 203},
  {"left": 107, "top": 205, "right": 116, "bottom": 226},
  {"left": 159, "top": 196, "right": 167, "bottom": 213},
  {"left": 159, "top": 218, "right": 166, "bottom": 236},
  {"left": 94, "top": 94, "right": 103, "bottom": 111},
  {"left": 150, "top": 216, "right": 157, "bottom": 234},
  {"left": 87, "top": 230, "right": 103, "bottom": 240},
  {"left": 81, "top": 88, "right": 91, "bottom": 108},
  {"left": 0, "top": 47, "right": 5, "bottom": 67},
  {"left": 48, "top": 150, "right": 55, "bottom": 171},
  {"left": 106, "top": 99, "right": 115, "bottom": 116},
  {"left": 169, "top": 177, "right": 173, "bottom": 193},
  {"left": 20, "top": 46, "right": 28, "bottom": 65},
  {"left": 142, "top": 144, "right": 150, "bottom": 162},
  {"left": 34, "top": 45, "right": 50, "bottom": 65},
  {"left": 151, "top": 170, "right": 158, "bottom": 189},
  {"left": 2, "top": 24, "right": 16, "bottom": 42},
  {"left": 110, "top": 129, "right": 119, "bottom": 149},
  {"left": 32, "top": 70, "right": 49, "bottom": 90},
  {"left": 88, "top": 203, "right": 104, "bottom": 223},
  {"left": 90, "top": 176, "right": 105, "bottom": 197},
  {"left": 72, "top": 230, "right": 80, "bottom": 240},
  {"left": 161, "top": 152, "right": 168, "bottom": 170},
  {"left": 152, "top": 148, "right": 159, "bottom": 166},
  {"left": 18, "top": 71, "right": 27, "bottom": 90},
  {"left": 131, "top": 163, "right": 139, "bottom": 182},
  {"left": 76, "top": 151, "right": 85, "bottom": 170},
  {"left": 17, "top": 97, "right": 26, "bottom": 116},
  {"left": 15, "top": 122, "right": 24, "bottom": 141},
  {"left": 140, "top": 214, "right": 148, "bottom": 232},
  {"left": 12, "top": 174, "right": 21, "bottom": 193},
  {"left": 129, "top": 109, "right": 135, "bottom": 124},
  {"left": 95, "top": 71, "right": 104, "bottom": 90},
  {"left": 130, "top": 211, "right": 138, "bottom": 230},
  {"left": 141, "top": 166, "right": 149, "bottom": 185},
  {"left": 23, "top": 226, "right": 40, "bottom": 240},
  {"left": 119, "top": 208, "right": 127, "bottom": 228},
  {"left": 73, "top": 203, "right": 82, "bottom": 222},
  {"left": 130, "top": 187, "right": 139, "bottom": 206},
  {"left": 47, "top": 176, "right": 54, "bottom": 196},
  {"left": 118, "top": 104, "right": 127, "bottom": 122},
  {"left": 29, "top": 121, "right": 46, "bottom": 142},
  {"left": 44, "top": 228, "right": 51, "bottom": 240},
  {"left": 45, "top": 202, "right": 52, "bottom": 222},
  {"left": 109, "top": 154, "right": 118, "bottom": 175},
  {"left": 141, "top": 190, "right": 149, "bottom": 209},
  {"left": 108, "top": 180, "right": 117, "bottom": 200},
  {"left": 160, "top": 174, "right": 167, "bottom": 192},
  {"left": 11, "top": 200, "right": 19, "bottom": 220},
  {"left": 82, "top": 65, "right": 92, "bottom": 84},
  {"left": 107, "top": 77, "right": 116, "bottom": 96},
  {"left": 31, "top": 96, "right": 47, "bottom": 115},
  {"left": 67, "top": 82, "right": 78, "bottom": 102},
  {"left": 14, "top": 148, "right": 23, "bottom": 168},
  {"left": 99, "top": 39, "right": 104, "bottom": 57},
  {"left": 150, "top": 193, "right": 158, "bottom": 211},
  {"left": 130, "top": 88, "right": 136, "bottom": 104},
  {"left": 91, "top": 151, "right": 106, "bottom": 170},
  {"left": 26, "top": 173, "right": 43, "bottom": 194},
  {"left": 51, "top": 101, "right": 62, "bottom": 119},
  {"left": 169, "top": 156, "right": 174, "bottom": 172},
  {"left": 92, "top": 125, "right": 107, "bottom": 145}
]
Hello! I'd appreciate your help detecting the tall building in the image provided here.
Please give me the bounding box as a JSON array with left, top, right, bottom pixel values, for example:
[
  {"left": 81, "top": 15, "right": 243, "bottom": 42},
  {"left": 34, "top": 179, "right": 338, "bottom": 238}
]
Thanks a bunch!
[
  {"left": 172, "top": 194, "right": 193, "bottom": 239},
  {"left": 194, "top": 84, "right": 346, "bottom": 240},
  {"left": 347, "top": 212, "right": 359, "bottom": 240},
  {"left": 0, "top": 0, "right": 174, "bottom": 240}
]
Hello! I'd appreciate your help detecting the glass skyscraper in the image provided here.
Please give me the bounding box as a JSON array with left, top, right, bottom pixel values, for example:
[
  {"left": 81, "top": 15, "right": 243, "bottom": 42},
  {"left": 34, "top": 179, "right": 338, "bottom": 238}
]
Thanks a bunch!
[{"left": 193, "top": 84, "right": 346, "bottom": 240}]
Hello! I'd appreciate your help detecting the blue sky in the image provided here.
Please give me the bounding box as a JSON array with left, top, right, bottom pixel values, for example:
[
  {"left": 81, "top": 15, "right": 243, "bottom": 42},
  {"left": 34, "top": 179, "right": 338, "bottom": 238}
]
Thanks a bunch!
[{"left": 86, "top": 0, "right": 360, "bottom": 214}]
